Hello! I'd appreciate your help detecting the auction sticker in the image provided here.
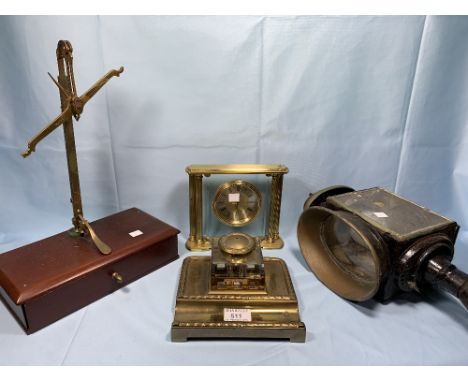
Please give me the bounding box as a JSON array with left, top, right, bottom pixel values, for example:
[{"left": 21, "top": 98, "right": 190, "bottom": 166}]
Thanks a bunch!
[
  {"left": 228, "top": 193, "right": 241, "bottom": 202},
  {"left": 373, "top": 212, "right": 389, "bottom": 218},
  {"left": 129, "top": 229, "right": 144, "bottom": 237},
  {"left": 224, "top": 308, "right": 252, "bottom": 322}
]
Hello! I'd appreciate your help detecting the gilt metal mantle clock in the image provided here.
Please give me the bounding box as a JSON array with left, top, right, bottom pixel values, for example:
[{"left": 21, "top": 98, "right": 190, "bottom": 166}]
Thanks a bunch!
[{"left": 185, "top": 164, "right": 288, "bottom": 251}]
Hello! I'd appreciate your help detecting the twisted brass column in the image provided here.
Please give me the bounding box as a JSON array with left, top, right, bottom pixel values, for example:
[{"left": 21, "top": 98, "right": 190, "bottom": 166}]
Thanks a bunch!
[{"left": 261, "top": 173, "right": 284, "bottom": 249}]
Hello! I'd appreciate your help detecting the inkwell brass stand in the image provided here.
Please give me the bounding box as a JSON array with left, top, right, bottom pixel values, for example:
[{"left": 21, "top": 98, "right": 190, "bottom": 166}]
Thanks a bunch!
[
  {"left": 172, "top": 164, "right": 306, "bottom": 342},
  {"left": 0, "top": 41, "right": 179, "bottom": 334}
]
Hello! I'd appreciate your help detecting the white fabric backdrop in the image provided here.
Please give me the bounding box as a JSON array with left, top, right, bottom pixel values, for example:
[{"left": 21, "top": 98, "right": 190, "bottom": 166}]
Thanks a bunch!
[{"left": 0, "top": 15, "right": 468, "bottom": 365}]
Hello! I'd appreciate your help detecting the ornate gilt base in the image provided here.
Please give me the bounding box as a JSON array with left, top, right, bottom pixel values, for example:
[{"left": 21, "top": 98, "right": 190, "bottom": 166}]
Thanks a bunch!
[
  {"left": 171, "top": 256, "right": 306, "bottom": 342},
  {"left": 186, "top": 236, "right": 284, "bottom": 251}
]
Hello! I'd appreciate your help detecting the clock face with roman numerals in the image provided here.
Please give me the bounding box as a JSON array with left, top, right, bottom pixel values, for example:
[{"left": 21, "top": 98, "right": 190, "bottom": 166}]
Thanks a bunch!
[{"left": 212, "top": 180, "right": 262, "bottom": 227}]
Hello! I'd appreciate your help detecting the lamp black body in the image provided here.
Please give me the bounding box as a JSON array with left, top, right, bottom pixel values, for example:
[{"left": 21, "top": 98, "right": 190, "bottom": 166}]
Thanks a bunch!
[{"left": 297, "top": 186, "right": 468, "bottom": 309}]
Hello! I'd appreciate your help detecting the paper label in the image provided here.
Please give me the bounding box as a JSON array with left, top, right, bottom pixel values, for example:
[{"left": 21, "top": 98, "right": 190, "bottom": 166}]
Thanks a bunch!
[
  {"left": 228, "top": 193, "right": 240, "bottom": 202},
  {"left": 129, "top": 229, "right": 143, "bottom": 238},
  {"left": 223, "top": 308, "right": 252, "bottom": 322},
  {"left": 374, "top": 212, "right": 389, "bottom": 218}
]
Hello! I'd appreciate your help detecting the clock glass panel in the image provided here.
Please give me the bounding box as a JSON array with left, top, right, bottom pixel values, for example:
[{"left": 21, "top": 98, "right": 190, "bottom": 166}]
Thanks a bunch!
[{"left": 203, "top": 174, "right": 270, "bottom": 237}]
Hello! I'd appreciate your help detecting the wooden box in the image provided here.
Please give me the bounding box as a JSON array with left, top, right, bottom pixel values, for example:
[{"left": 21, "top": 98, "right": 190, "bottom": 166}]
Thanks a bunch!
[{"left": 0, "top": 208, "right": 179, "bottom": 334}]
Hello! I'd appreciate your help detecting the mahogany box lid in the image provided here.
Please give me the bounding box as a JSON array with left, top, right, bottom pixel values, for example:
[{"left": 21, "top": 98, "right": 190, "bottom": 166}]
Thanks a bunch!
[{"left": 0, "top": 208, "right": 180, "bottom": 305}]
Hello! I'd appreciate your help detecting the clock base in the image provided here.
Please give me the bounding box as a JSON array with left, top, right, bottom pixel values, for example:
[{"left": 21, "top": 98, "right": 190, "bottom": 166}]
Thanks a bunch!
[
  {"left": 260, "top": 236, "right": 284, "bottom": 250},
  {"left": 185, "top": 235, "right": 284, "bottom": 251},
  {"left": 185, "top": 236, "right": 212, "bottom": 251}
]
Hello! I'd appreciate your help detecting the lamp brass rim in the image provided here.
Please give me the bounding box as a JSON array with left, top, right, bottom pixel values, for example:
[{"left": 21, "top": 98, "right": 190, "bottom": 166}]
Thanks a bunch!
[{"left": 297, "top": 206, "right": 385, "bottom": 302}]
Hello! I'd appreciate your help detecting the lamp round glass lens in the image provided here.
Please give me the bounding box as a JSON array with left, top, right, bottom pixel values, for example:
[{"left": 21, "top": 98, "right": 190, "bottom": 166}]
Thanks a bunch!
[{"left": 322, "top": 215, "right": 378, "bottom": 283}]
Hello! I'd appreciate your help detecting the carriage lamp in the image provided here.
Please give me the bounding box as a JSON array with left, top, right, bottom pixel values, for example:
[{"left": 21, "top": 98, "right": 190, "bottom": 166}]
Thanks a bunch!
[{"left": 297, "top": 186, "right": 468, "bottom": 309}]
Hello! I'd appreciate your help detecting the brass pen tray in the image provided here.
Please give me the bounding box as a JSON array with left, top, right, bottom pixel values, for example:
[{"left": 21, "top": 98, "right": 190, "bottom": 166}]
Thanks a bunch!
[{"left": 171, "top": 255, "right": 306, "bottom": 342}]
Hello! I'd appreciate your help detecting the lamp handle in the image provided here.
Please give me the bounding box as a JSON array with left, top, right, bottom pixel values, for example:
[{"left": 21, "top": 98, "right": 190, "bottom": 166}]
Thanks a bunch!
[{"left": 424, "top": 255, "right": 468, "bottom": 310}]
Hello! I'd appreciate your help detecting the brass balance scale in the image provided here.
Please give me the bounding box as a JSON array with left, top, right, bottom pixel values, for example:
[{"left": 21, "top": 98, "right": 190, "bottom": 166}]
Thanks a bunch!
[
  {"left": 0, "top": 40, "right": 179, "bottom": 334},
  {"left": 21, "top": 40, "right": 124, "bottom": 254}
]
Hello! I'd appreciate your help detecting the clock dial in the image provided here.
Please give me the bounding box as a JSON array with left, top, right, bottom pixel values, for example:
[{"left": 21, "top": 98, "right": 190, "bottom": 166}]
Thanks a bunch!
[{"left": 212, "top": 180, "right": 262, "bottom": 227}]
